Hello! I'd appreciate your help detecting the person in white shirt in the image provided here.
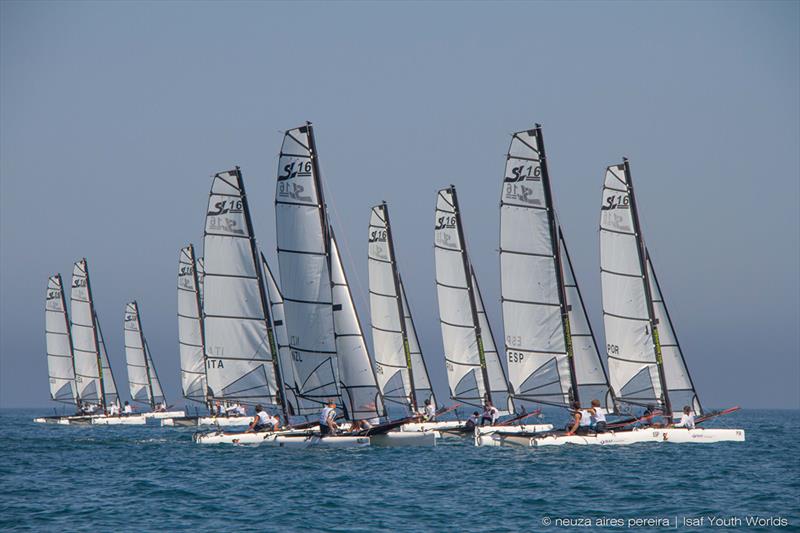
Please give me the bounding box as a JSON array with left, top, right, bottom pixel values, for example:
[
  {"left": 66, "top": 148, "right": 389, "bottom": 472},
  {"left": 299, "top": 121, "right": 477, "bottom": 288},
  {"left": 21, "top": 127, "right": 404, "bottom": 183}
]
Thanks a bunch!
[
  {"left": 248, "top": 405, "right": 278, "bottom": 433},
  {"left": 566, "top": 401, "right": 591, "bottom": 435},
  {"left": 423, "top": 399, "right": 436, "bottom": 421},
  {"left": 481, "top": 401, "right": 500, "bottom": 426},
  {"left": 589, "top": 399, "right": 607, "bottom": 432},
  {"left": 123, "top": 401, "right": 133, "bottom": 416},
  {"left": 673, "top": 406, "right": 696, "bottom": 429},
  {"left": 236, "top": 404, "right": 247, "bottom": 417},
  {"left": 464, "top": 411, "right": 482, "bottom": 431},
  {"left": 226, "top": 402, "right": 241, "bottom": 417},
  {"left": 82, "top": 402, "right": 97, "bottom": 415},
  {"left": 107, "top": 402, "right": 120, "bottom": 416},
  {"left": 319, "top": 401, "right": 339, "bottom": 436},
  {"left": 155, "top": 401, "right": 167, "bottom": 413}
]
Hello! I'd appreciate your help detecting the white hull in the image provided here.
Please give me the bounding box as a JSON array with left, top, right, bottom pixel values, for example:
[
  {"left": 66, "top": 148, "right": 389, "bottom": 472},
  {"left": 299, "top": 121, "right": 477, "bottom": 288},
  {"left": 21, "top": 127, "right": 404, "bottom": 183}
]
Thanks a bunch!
[
  {"left": 193, "top": 428, "right": 311, "bottom": 445},
  {"left": 370, "top": 431, "right": 436, "bottom": 447},
  {"left": 142, "top": 410, "right": 186, "bottom": 419},
  {"left": 195, "top": 429, "right": 435, "bottom": 447},
  {"left": 476, "top": 428, "right": 660, "bottom": 447},
  {"left": 401, "top": 421, "right": 464, "bottom": 432},
  {"left": 653, "top": 428, "right": 745, "bottom": 443},
  {"left": 33, "top": 416, "right": 84, "bottom": 425},
  {"left": 91, "top": 415, "right": 148, "bottom": 425},
  {"left": 272, "top": 435, "right": 370, "bottom": 448},
  {"left": 161, "top": 416, "right": 252, "bottom": 427},
  {"left": 475, "top": 424, "right": 553, "bottom": 435}
]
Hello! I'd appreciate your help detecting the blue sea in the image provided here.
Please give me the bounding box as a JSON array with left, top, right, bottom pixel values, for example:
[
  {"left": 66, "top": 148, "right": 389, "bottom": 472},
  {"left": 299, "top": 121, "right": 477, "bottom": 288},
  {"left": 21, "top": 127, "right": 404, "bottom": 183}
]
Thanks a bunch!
[{"left": 1, "top": 408, "right": 798, "bottom": 532}]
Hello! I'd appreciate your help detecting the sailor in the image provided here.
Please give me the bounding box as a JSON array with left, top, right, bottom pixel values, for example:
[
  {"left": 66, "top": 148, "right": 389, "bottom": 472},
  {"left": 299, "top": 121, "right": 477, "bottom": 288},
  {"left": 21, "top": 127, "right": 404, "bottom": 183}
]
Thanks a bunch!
[
  {"left": 589, "top": 399, "right": 607, "bottom": 432},
  {"left": 464, "top": 411, "right": 481, "bottom": 431},
  {"left": 565, "top": 401, "right": 590, "bottom": 435},
  {"left": 226, "top": 402, "right": 241, "bottom": 417},
  {"left": 83, "top": 402, "right": 97, "bottom": 414},
  {"left": 673, "top": 406, "right": 696, "bottom": 429},
  {"left": 214, "top": 400, "right": 225, "bottom": 417},
  {"left": 155, "top": 401, "right": 167, "bottom": 413},
  {"left": 350, "top": 419, "right": 372, "bottom": 433},
  {"left": 423, "top": 399, "right": 436, "bottom": 421},
  {"left": 236, "top": 403, "right": 247, "bottom": 417},
  {"left": 481, "top": 401, "right": 500, "bottom": 426},
  {"left": 107, "top": 402, "right": 120, "bottom": 416},
  {"left": 248, "top": 404, "right": 277, "bottom": 433},
  {"left": 123, "top": 401, "right": 133, "bottom": 416},
  {"left": 319, "top": 401, "right": 339, "bottom": 436}
]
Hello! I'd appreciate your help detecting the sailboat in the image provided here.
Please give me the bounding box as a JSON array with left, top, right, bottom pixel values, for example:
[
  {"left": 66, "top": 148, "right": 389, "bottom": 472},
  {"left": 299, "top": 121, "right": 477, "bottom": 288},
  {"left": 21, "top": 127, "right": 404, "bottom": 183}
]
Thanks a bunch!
[
  {"left": 123, "top": 301, "right": 182, "bottom": 419},
  {"left": 598, "top": 159, "right": 743, "bottom": 444},
  {"left": 434, "top": 185, "right": 552, "bottom": 438},
  {"left": 34, "top": 274, "right": 81, "bottom": 424}
]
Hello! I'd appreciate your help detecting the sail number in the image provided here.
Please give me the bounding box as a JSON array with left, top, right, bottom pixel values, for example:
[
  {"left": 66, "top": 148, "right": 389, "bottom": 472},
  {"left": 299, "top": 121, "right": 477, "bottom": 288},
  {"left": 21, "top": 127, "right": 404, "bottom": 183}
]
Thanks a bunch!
[
  {"left": 445, "top": 361, "right": 454, "bottom": 372},
  {"left": 607, "top": 344, "right": 620, "bottom": 355},
  {"left": 508, "top": 351, "right": 525, "bottom": 363},
  {"left": 602, "top": 195, "right": 630, "bottom": 211},
  {"left": 376, "top": 363, "right": 384, "bottom": 375}
]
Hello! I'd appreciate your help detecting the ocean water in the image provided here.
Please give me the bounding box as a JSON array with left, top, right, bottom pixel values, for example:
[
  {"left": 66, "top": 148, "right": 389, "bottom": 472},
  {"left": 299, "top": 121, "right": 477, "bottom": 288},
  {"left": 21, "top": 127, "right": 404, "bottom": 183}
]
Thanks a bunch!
[{"left": 1, "top": 408, "right": 798, "bottom": 532}]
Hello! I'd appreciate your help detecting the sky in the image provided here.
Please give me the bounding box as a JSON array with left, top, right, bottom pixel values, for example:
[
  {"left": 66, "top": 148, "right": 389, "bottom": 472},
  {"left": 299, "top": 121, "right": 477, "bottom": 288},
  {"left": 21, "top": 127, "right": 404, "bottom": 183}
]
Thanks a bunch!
[{"left": 1, "top": 1, "right": 798, "bottom": 410}]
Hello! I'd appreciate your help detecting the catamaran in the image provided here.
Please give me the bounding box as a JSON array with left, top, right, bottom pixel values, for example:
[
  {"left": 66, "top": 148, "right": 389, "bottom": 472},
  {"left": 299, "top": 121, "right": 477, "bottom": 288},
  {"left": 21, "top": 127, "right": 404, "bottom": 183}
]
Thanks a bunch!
[
  {"left": 598, "top": 159, "right": 743, "bottom": 443},
  {"left": 123, "top": 301, "right": 182, "bottom": 419},
  {"left": 434, "top": 185, "right": 553, "bottom": 438}
]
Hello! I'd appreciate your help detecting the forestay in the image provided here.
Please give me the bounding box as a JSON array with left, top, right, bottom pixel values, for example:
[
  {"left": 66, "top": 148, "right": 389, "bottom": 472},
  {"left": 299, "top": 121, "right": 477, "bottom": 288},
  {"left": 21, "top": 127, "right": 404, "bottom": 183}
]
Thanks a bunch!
[
  {"left": 45, "top": 274, "right": 78, "bottom": 405},
  {"left": 275, "top": 124, "right": 342, "bottom": 415},
  {"left": 124, "top": 302, "right": 165, "bottom": 408},
  {"left": 203, "top": 168, "right": 279, "bottom": 405},
  {"left": 368, "top": 203, "right": 435, "bottom": 414},
  {"left": 434, "top": 187, "right": 513, "bottom": 413},
  {"left": 331, "top": 232, "right": 384, "bottom": 420},
  {"left": 177, "top": 245, "right": 207, "bottom": 403},
  {"left": 646, "top": 253, "right": 702, "bottom": 416},
  {"left": 70, "top": 259, "right": 118, "bottom": 409},
  {"left": 262, "top": 254, "right": 300, "bottom": 417},
  {"left": 600, "top": 162, "right": 663, "bottom": 410}
]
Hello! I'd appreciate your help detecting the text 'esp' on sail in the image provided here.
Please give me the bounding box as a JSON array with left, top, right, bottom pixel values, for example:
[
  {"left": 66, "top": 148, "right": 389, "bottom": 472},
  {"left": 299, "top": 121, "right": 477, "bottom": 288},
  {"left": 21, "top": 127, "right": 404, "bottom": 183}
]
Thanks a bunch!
[
  {"left": 177, "top": 244, "right": 207, "bottom": 403},
  {"left": 124, "top": 301, "right": 165, "bottom": 408},
  {"left": 434, "top": 186, "right": 514, "bottom": 414},
  {"left": 276, "top": 124, "right": 342, "bottom": 415},
  {"left": 45, "top": 274, "right": 78, "bottom": 405},
  {"left": 203, "top": 168, "right": 280, "bottom": 405},
  {"left": 70, "top": 258, "right": 119, "bottom": 409},
  {"left": 368, "top": 203, "right": 436, "bottom": 415}
]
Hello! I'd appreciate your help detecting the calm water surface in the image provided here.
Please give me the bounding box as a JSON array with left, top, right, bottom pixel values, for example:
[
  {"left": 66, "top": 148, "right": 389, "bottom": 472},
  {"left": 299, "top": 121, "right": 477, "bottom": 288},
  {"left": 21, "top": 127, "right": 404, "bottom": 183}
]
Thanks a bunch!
[{"left": 1, "top": 408, "right": 798, "bottom": 532}]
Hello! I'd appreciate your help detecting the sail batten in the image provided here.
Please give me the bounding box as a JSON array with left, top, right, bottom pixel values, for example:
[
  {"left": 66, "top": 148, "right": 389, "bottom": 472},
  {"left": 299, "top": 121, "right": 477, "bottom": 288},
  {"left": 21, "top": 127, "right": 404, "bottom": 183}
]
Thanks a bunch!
[
  {"left": 203, "top": 168, "right": 279, "bottom": 405},
  {"left": 45, "top": 274, "right": 78, "bottom": 406},
  {"left": 435, "top": 186, "right": 513, "bottom": 413},
  {"left": 276, "top": 124, "right": 342, "bottom": 415}
]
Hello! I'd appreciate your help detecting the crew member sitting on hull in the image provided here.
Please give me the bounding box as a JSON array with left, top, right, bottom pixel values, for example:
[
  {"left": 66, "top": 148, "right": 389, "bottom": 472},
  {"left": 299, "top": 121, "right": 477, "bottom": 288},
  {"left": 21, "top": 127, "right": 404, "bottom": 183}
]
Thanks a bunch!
[
  {"left": 319, "top": 401, "right": 339, "bottom": 436},
  {"left": 248, "top": 405, "right": 277, "bottom": 433},
  {"left": 464, "top": 411, "right": 481, "bottom": 431},
  {"left": 673, "top": 406, "right": 695, "bottom": 429},
  {"left": 589, "top": 399, "right": 607, "bottom": 432},
  {"left": 350, "top": 419, "right": 373, "bottom": 434},
  {"left": 213, "top": 400, "right": 225, "bottom": 417},
  {"left": 123, "top": 401, "right": 133, "bottom": 416},
  {"left": 423, "top": 399, "right": 436, "bottom": 421},
  {"left": 107, "top": 402, "right": 120, "bottom": 416},
  {"left": 81, "top": 402, "right": 97, "bottom": 415},
  {"left": 226, "top": 402, "right": 242, "bottom": 417},
  {"left": 565, "top": 401, "right": 591, "bottom": 436},
  {"left": 481, "top": 401, "right": 499, "bottom": 426},
  {"left": 236, "top": 403, "right": 247, "bottom": 417},
  {"left": 155, "top": 401, "right": 167, "bottom": 413}
]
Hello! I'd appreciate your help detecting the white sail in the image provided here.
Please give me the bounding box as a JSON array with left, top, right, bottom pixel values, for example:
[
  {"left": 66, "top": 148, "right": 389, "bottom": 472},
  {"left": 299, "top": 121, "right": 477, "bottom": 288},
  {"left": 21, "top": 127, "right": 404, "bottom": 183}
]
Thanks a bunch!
[
  {"left": 560, "top": 235, "right": 615, "bottom": 410},
  {"left": 399, "top": 277, "right": 436, "bottom": 409},
  {"left": 45, "top": 274, "right": 77, "bottom": 405},
  {"left": 70, "top": 259, "right": 116, "bottom": 408},
  {"left": 124, "top": 302, "right": 165, "bottom": 407},
  {"left": 178, "top": 245, "right": 207, "bottom": 403},
  {"left": 196, "top": 257, "right": 205, "bottom": 305},
  {"left": 600, "top": 163, "right": 663, "bottom": 409},
  {"left": 203, "top": 168, "right": 279, "bottom": 405},
  {"left": 331, "top": 232, "right": 384, "bottom": 420},
  {"left": 96, "top": 314, "right": 120, "bottom": 408},
  {"left": 262, "top": 255, "right": 300, "bottom": 417},
  {"left": 646, "top": 253, "right": 702, "bottom": 416},
  {"left": 434, "top": 187, "right": 513, "bottom": 413},
  {"left": 275, "top": 124, "right": 341, "bottom": 415},
  {"left": 499, "top": 129, "right": 573, "bottom": 408}
]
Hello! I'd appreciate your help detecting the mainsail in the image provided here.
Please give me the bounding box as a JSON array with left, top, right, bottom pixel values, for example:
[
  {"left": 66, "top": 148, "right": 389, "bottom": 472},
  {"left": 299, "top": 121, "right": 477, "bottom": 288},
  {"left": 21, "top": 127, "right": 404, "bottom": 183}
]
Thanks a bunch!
[
  {"left": 600, "top": 160, "right": 670, "bottom": 414},
  {"left": 70, "top": 259, "right": 118, "bottom": 409},
  {"left": 261, "top": 254, "right": 299, "bottom": 417},
  {"left": 203, "top": 168, "right": 280, "bottom": 406},
  {"left": 45, "top": 274, "right": 78, "bottom": 406},
  {"left": 500, "top": 126, "right": 613, "bottom": 410},
  {"left": 330, "top": 231, "right": 384, "bottom": 420},
  {"left": 434, "top": 186, "right": 514, "bottom": 413},
  {"left": 196, "top": 257, "right": 205, "bottom": 305},
  {"left": 124, "top": 301, "right": 165, "bottom": 409},
  {"left": 275, "top": 123, "right": 341, "bottom": 415},
  {"left": 368, "top": 202, "right": 436, "bottom": 414},
  {"left": 178, "top": 244, "right": 207, "bottom": 403}
]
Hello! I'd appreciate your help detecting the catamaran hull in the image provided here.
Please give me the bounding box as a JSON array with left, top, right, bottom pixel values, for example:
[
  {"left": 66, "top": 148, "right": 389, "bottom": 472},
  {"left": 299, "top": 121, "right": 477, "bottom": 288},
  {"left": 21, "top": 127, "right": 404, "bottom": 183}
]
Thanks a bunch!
[
  {"left": 161, "top": 416, "right": 252, "bottom": 427},
  {"left": 475, "top": 424, "right": 553, "bottom": 436},
  {"left": 401, "top": 421, "right": 464, "bottom": 433},
  {"left": 142, "top": 410, "right": 186, "bottom": 419},
  {"left": 653, "top": 428, "right": 745, "bottom": 443},
  {"left": 476, "top": 428, "right": 660, "bottom": 447},
  {"left": 370, "top": 431, "right": 436, "bottom": 447},
  {"left": 272, "top": 435, "right": 370, "bottom": 448},
  {"left": 193, "top": 429, "right": 312, "bottom": 445},
  {"left": 33, "top": 416, "right": 88, "bottom": 425},
  {"left": 33, "top": 415, "right": 148, "bottom": 426},
  {"left": 91, "top": 415, "right": 147, "bottom": 425}
]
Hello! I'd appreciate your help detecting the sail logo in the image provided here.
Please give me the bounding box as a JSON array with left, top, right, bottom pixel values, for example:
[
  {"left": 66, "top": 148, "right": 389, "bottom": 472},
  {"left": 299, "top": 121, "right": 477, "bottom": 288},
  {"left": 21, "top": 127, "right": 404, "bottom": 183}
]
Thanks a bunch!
[
  {"left": 72, "top": 278, "right": 87, "bottom": 288},
  {"left": 435, "top": 215, "right": 456, "bottom": 230},
  {"left": 179, "top": 265, "right": 193, "bottom": 277},
  {"left": 277, "top": 182, "right": 312, "bottom": 203},
  {"left": 208, "top": 216, "right": 245, "bottom": 235},
  {"left": 368, "top": 229, "right": 387, "bottom": 243},
  {"left": 208, "top": 200, "right": 243, "bottom": 217},
  {"left": 504, "top": 164, "right": 541, "bottom": 183},
  {"left": 601, "top": 194, "right": 630, "bottom": 211},
  {"left": 278, "top": 161, "right": 312, "bottom": 182},
  {"left": 46, "top": 290, "right": 60, "bottom": 301}
]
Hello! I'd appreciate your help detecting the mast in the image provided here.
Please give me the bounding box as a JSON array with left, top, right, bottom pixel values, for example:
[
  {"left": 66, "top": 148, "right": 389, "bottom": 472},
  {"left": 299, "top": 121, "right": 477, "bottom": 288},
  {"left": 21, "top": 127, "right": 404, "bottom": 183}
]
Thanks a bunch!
[
  {"left": 132, "top": 302, "right": 156, "bottom": 410},
  {"left": 622, "top": 159, "right": 672, "bottom": 420},
  {"left": 260, "top": 252, "right": 290, "bottom": 422},
  {"left": 84, "top": 260, "right": 108, "bottom": 411},
  {"left": 448, "top": 185, "right": 493, "bottom": 406},
  {"left": 189, "top": 245, "right": 210, "bottom": 403},
  {"left": 535, "top": 126, "right": 580, "bottom": 404},
  {"left": 306, "top": 123, "right": 331, "bottom": 261},
  {"left": 398, "top": 273, "right": 437, "bottom": 408},
  {"left": 95, "top": 313, "right": 119, "bottom": 410},
  {"left": 381, "top": 202, "right": 418, "bottom": 412}
]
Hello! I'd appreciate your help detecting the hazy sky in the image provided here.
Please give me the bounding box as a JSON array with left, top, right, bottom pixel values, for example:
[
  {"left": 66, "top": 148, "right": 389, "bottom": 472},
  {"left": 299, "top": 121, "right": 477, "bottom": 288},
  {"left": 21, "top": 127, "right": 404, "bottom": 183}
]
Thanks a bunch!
[{"left": 1, "top": 1, "right": 797, "bottom": 410}]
